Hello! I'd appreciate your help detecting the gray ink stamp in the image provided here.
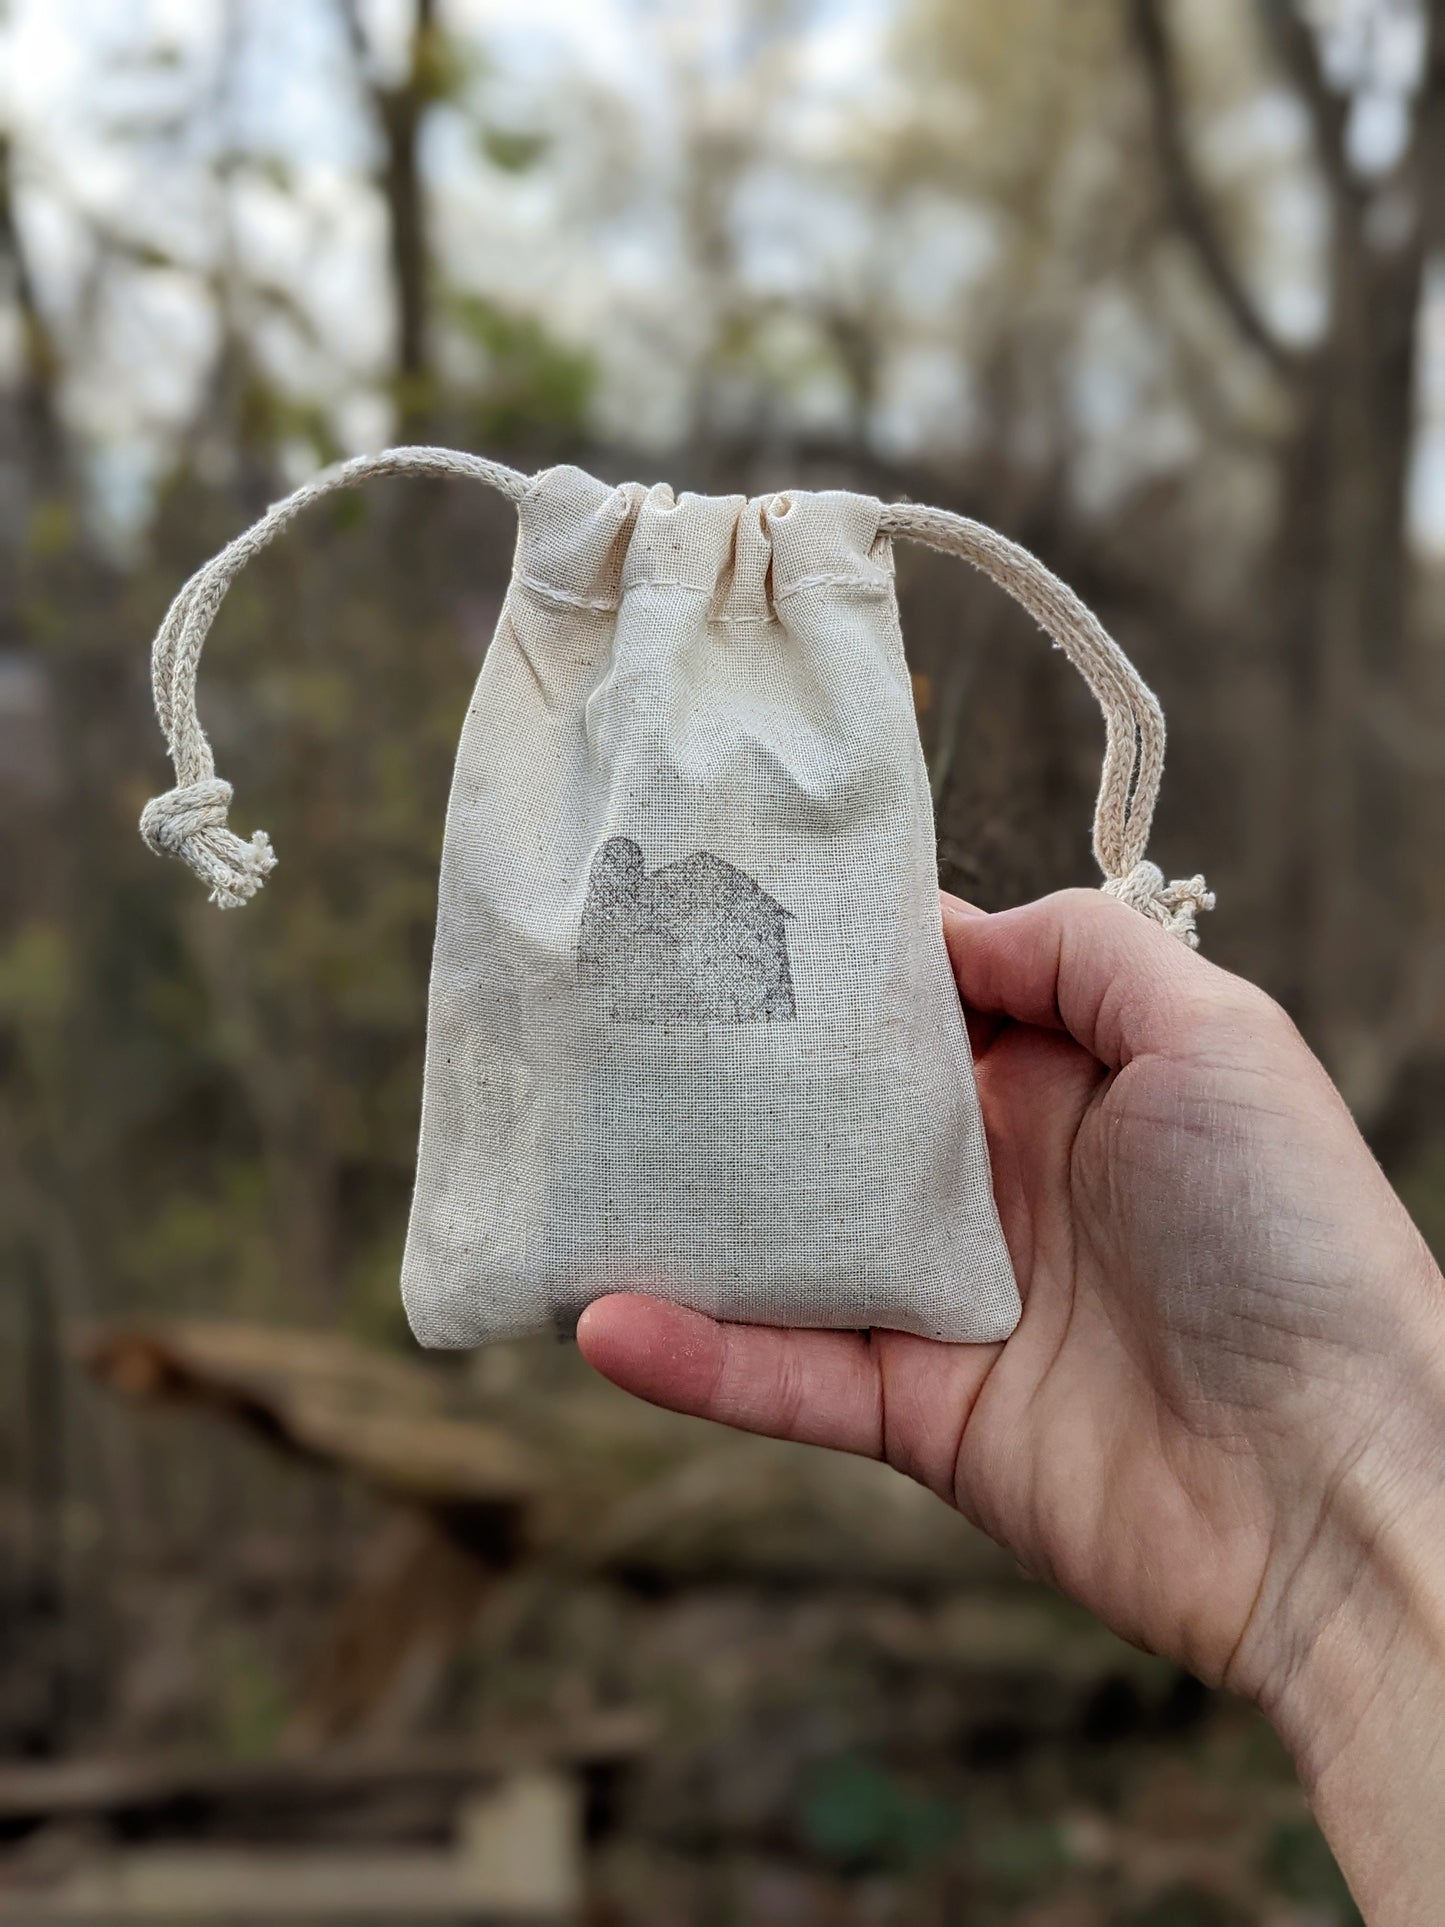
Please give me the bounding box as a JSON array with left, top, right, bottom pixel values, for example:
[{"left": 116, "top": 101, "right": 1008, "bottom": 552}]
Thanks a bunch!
[{"left": 578, "top": 836, "right": 796, "bottom": 1025}]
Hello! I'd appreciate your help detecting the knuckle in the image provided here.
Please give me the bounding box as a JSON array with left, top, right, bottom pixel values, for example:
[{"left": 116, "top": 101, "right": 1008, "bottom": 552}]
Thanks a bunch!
[
  {"left": 1217, "top": 973, "right": 1294, "bottom": 1036},
  {"left": 1172, "top": 969, "right": 1303, "bottom": 1065}
]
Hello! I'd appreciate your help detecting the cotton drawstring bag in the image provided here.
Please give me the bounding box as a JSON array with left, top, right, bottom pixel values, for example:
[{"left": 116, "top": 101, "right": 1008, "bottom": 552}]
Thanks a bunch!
[{"left": 140, "top": 446, "right": 1212, "bottom": 1347}]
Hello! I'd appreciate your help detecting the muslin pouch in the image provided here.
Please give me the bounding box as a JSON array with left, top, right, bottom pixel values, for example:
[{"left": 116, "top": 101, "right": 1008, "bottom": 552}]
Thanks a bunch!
[{"left": 140, "top": 446, "right": 1211, "bottom": 1346}]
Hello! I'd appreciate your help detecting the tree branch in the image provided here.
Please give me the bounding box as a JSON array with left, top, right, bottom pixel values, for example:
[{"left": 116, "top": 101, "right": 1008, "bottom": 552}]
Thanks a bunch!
[
  {"left": 333, "top": 0, "right": 436, "bottom": 419},
  {"left": 1255, "top": 0, "right": 1356, "bottom": 205},
  {"left": 1413, "top": 0, "right": 1445, "bottom": 251},
  {"left": 1130, "top": 0, "right": 1299, "bottom": 376},
  {"left": 0, "top": 133, "right": 68, "bottom": 487},
  {"left": 332, "top": 0, "right": 373, "bottom": 85}
]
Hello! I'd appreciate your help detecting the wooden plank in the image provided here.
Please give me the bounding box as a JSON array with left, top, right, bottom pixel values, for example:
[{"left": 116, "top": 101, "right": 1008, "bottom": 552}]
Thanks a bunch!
[
  {"left": 0, "top": 1845, "right": 565, "bottom": 1921},
  {"left": 0, "top": 1710, "right": 652, "bottom": 1827}
]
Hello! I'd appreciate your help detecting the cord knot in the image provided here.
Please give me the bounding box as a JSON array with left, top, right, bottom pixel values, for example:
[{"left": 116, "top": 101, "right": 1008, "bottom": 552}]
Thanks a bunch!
[
  {"left": 139, "top": 778, "right": 276, "bottom": 909},
  {"left": 1101, "top": 860, "right": 1215, "bottom": 949}
]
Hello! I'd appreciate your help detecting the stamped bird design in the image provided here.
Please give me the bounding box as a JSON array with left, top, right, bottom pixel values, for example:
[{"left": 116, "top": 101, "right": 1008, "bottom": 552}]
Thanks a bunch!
[{"left": 578, "top": 836, "right": 796, "bottom": 1025}]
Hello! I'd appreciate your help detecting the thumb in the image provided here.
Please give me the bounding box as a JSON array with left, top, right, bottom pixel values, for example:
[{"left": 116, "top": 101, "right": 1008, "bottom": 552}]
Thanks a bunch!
[{"left": 941, "top": 888, "right": 1225, "bottom": 1071}]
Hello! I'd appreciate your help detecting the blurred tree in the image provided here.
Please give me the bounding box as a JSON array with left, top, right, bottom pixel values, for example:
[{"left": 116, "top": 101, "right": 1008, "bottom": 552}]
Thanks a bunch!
[
  {"left": 872, "top": 0, "right": 1191, "bottom": 907},
  {"left": 878, "top": 0, "right": 1444, "bottom": 1115},
  {"left": 335, "top": 0, "right": 443, "bottom": 431},
  {"left": 0, "top": 126, "right": 64, "bottom": 493},
  {"left": 1132, "top": 0, "right": 1445, "bottom": 1113}
]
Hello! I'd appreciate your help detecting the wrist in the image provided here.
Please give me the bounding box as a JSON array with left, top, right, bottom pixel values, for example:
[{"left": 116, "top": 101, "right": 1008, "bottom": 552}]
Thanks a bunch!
[{"left": 1242, "top": 1250, "right": 1445, "bottom": 1917}]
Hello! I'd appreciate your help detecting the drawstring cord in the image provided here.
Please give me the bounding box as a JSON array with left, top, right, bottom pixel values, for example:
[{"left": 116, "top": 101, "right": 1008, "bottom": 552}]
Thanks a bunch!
[
  {"left": 140, "top": 449, "right": 1211, "bottom": 943},
  {"left": 140, "top": 448, "right": 529, "bottom": 907}
]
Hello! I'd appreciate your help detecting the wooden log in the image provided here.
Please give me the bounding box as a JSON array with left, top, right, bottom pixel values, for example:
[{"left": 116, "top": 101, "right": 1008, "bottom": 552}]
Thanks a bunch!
[
  {"left": 78, "top": 1323, "right": 539, "bottom": 1512},
  {"left": 78, "top": 1319, "right": 1024, "bottom": 1597}
]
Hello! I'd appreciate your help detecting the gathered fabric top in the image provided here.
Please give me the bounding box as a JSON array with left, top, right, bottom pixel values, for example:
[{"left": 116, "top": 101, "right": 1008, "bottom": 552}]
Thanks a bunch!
[{"left": 512, "top": 465, "right": 892, "bottom": 623}]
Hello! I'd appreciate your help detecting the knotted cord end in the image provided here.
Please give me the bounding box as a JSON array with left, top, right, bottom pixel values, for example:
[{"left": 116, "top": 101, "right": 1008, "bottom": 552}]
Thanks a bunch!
[
  {"left": 139, "top": 777, "right": 277, "bottom": 910},
  {"left": 1101, "top": 860, "right": 1215, "bottom": 949}
]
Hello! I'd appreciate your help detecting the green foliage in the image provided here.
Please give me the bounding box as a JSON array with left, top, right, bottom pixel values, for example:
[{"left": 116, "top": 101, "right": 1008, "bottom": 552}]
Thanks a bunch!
[
  {"left": 796, "top": 1754, "right": 956, "bottom": 1874},
  {"left": 25, "top": 500, "right": 77, "bottom": 564},
  {"left": 0, "top": 922, "right": 78, "bottom": 1148},
  {"left": 0, "top": 921, "right": 74, "bottom": 1031},
  {"left": 968, "top": 1817, "right": 1075, "bottom": 1902},
  {"left": 205, "top": 1626, "right": 288, "bottom": 1761},
  {"left": 477, "top": 127, "right": 550, "bottom": 173},
  {"left": 234, "top": 375, "right": 341, "bottom": 471},
  {"left": 415, "top": 21, "right": 476, "bottom": 109},
  {"left": 448, "top": 292, "right": 596, "bottom": 442},
  {"left": 253, "top": 153, "right": 295, "bottom": 194},
  {"left": 117, "top": 1160, "right": 276, "bottom": 1316}
]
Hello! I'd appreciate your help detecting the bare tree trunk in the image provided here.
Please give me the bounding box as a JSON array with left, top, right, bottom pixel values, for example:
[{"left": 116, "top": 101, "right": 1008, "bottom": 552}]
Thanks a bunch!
[
  {"left": 1134, "top": 0, "right": 1443, "bottom": 1116},
  {"left": 0, "top": 131, "right": 66, "bottom": 494},
  {"left": 338, "top": 0, "right": 439, "bottom": 433},
  {"left": 1269, "top": 2, "right": 1442, "bottom": 1111}
]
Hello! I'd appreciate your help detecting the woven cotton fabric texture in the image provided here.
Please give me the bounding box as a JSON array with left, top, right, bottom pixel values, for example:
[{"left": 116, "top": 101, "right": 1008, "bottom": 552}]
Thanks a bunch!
[{"left": 400, "top": 464, "right": 1020, "bottom": 1346}]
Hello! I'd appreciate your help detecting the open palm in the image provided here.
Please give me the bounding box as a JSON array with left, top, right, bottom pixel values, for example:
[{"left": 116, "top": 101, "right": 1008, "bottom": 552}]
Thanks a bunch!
[{"left": 578, "top": 890, "right": 1437, "bottom": 1696}]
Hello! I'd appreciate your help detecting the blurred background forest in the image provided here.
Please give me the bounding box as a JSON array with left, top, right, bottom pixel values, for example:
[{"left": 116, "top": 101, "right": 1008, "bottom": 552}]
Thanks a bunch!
[{"left": 2, "top": 0, "right": 1443, "bottom": 1919}]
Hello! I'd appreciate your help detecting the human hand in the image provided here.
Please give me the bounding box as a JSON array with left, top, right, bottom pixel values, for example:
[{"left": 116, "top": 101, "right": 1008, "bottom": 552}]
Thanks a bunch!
[{"left": 578, "top": 890, "right": 1445, "bottom": 1920}]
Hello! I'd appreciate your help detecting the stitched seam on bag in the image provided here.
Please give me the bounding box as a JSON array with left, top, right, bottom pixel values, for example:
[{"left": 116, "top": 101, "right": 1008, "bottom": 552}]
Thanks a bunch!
[
  {"left": 515, "top": 570, "right": 891, "bottom": 613},
  {"left": 773, "top": 572, "right": 892, "bottom": 603},
  {"left": 515, "top": 573, "right": 620, "bottom": 612}
]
